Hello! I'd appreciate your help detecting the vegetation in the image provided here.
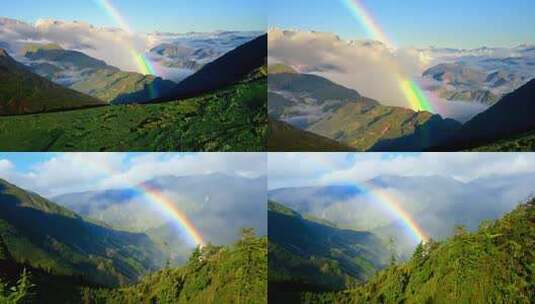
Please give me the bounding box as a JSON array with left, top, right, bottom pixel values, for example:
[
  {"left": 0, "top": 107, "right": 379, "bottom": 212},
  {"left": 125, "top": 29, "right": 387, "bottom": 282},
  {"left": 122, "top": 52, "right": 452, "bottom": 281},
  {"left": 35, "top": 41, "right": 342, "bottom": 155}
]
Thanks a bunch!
[
  {"left": 0, "top": 270, "right": 34, "bottom": 304},
  {"left": 0, "top": 49, "right": 104, "bottom": 115},
  {"left": 81, "top": 229, "right": 267, "bottom": 304},
  {"left": 268, "top": 201, "right": 388, "bottom": 303},
  {"left": 268, "top": 118, "right": 354, "bottom": 151},
  {"left": 0, "top": 78, "right": 266, "bottom": 151},
  {"left": 268, "top": 71, "right": 461, "bottom": 152},
  {"left": 301, "top": 199, "right": 535, "bottom": 303},
  {"left": 467, "top": 129, "right": 535, "bottom": 151},
  {"left": 0, "top": 228, "right": 267, "bottom": 304},
  {"left": 0, "top": 178, "right": 164, "bottom": 287}
]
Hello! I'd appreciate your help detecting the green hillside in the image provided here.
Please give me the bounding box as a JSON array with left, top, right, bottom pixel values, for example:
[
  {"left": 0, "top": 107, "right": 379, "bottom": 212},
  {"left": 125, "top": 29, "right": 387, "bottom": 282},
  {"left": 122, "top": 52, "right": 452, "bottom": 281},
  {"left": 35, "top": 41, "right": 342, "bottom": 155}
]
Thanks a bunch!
[
  {"left": 268, "top": 72, "right": 461, "bottom": 151},
  {"left": 0, "top": 178, "right": 164, "bottom": 287},
  {"left": 303, "top": 199, "right": 535, "bottom": 303},
  {"left": 82, "top": 229, "right": 267, "bottom": 304},
  {"left": 268, "top": 118, "right": 354, "bottom": 151},
  {"left": 0, "top": 76, "right": 266, "bottom": 151},
  {"left": 70, "top": 69, "right": 176, "bottom": 104},
  {"left": 23, "top": 46, "right": 177, "bottom": 104},
  {"left": 268, "top": 201, "right": 389, "bottom": 303},
  {"left": 0, "top": 49, "right": 105, "bottom": 115}
]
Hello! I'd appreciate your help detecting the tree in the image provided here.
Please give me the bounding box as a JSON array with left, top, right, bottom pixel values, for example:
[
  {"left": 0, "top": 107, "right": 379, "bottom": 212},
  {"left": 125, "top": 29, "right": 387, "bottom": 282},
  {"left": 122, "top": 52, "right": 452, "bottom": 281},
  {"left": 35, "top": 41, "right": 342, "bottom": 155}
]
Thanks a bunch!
[{"left": 0, "top": 269, "right": 34, "bottom": 304}]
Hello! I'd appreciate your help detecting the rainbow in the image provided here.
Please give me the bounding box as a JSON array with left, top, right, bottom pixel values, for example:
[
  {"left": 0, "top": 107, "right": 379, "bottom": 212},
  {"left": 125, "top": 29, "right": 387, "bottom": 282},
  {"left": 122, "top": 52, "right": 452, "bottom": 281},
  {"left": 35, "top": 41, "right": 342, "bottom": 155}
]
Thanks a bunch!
[
  {"left": 93, "top": 0, "right": 158, "bottom": 84},
  {"left": 354, "top": 182, "right": 428, "bottom": 243},
  {"left": 80, "top": 158, "right": 205, "bottom": 248},
  {"left": 341, "top": 0, "right": 434, "bottom": 112},
  {"left": 139, "top": 183, "right": 205, "bottom": 247}
]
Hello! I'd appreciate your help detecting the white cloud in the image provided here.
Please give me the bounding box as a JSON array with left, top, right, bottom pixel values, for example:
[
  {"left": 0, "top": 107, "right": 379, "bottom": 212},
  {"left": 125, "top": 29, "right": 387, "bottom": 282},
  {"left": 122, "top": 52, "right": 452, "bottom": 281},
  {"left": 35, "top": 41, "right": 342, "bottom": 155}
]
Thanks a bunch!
[
  {"left": 268, "top": 29, "right": 427, "bottom": 108},
  {"left": 0, "top": 18, "right": 152, "bottom": 73},
  {"left": 0, "top": 159, "right": 14, "bottom": 172},
  {"left": 0, "top": 153, "right": 266, "bottom": 196},
  {"left": 268, "top": 152, "right": 535, "bottom": 190}
]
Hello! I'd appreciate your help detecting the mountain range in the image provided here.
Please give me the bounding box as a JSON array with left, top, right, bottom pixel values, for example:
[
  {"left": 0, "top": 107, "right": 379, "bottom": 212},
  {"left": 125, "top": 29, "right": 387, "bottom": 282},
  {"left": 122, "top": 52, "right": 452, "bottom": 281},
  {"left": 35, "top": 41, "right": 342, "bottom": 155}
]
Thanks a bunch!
[
  {"left": 421, "top": 45, "right": 535, "bottom": 105},
  {"left": 269, "top": 61, "right": 535, "bottom": 151},
  {"left": 52, "top": 173, "right": 268, "bottom": 264},
  {"left": 0, "top": 177, "right": 268, "bottom": 303},
  {"left": 268, "top": 173, "right": 535, "bottom": 257},
  {"left": 0, "top": 34, "right": 267, "bottom": 152},
  {"left": 20, "top": 44, "right": 176, "bottom": 104},
  {"left": 0, "top": 178, "right": 164, "bottom": 287},
  {"left": 268, "top": 64, "right": 461, "bottom": 151}
]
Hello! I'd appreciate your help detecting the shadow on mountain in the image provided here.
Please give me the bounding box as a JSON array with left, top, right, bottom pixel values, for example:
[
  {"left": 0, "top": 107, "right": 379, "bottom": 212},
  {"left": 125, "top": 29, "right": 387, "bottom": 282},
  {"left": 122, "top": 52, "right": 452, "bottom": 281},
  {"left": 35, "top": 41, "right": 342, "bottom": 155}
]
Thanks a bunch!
[
  {"left": 370, "top": 115, "right": 462, "bottom": 151},
  {"left": 431, "top": 78, "right": 535, "bottom": 150},
  {"left": 110, "top": 78, "right": 176, "bottom": 104},
  {"left": 151, "top": 34, "right": 267, "bottom": 103}
]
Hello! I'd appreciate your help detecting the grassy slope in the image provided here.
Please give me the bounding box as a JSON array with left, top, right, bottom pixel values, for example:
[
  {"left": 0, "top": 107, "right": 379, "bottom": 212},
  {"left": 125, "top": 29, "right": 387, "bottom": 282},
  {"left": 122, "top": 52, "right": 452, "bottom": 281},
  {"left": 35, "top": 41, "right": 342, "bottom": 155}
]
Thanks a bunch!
[
  {"left": 309, "top": 101, "right": 437, "bottom": 151},
  {"left": 0, "top": 50, "right": 105, "bottom": 115},
  {"left": 83, "top": 232, "right": 267, "bottom": 304},
  {"left": 70, "top": 70, "right": 176, "bottom": 104},
  {"left": 304, "top": 200, "right": 535, "bottom": 304},
  {"left": 268, "top": 118, "right": 354, "bottom": 152},
  {"left": 0, "top": 78, "right": 266, "bottom": 151}
]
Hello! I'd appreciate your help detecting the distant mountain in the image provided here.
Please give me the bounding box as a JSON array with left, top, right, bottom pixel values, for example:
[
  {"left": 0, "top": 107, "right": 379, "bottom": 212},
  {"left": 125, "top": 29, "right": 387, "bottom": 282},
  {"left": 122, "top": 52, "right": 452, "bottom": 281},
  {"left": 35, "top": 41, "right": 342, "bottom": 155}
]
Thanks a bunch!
[
  {"left": 22, "top": 45, "right": 176, "bottom": 104},
  {"left": 53, "top": 173, "right": 267, "bottom": 235},
  {"left": 421, "top": 50, "right": 535, "bottom": 105},
  {"left": 268, "top": 174, "right": 533, "bottom": 258},
  {"left": 153, "top": 34, "right": 267, "bottom": 102},
  {"left": 268, "top": 71, "right": 461, "bottom": 151},
  {"left": 436, "top": 79, "right": 535, "bottom": 150},
  {"left": 268, "top": 201, "right": 389, "bottom": 303},
  {"left": 268, "top": 118, "right": 354, "bottom": 151},
  {"left": 83, "top": 230, "right": 267, "bottom": 304},
  {"left": 0, "top": 178, "right": 164, "bottom": 287},
  {"left": 0, "top": 48, "right": 104, "bottom": 115},
  {"left": 307, "top": 199, "right": 535, "bottom": 303},
  {"left": 148, "top": 31, "right": 263, "bottom": 75},
  {"left": 53, "top": 174, "right": 267, "bottom": 265}
]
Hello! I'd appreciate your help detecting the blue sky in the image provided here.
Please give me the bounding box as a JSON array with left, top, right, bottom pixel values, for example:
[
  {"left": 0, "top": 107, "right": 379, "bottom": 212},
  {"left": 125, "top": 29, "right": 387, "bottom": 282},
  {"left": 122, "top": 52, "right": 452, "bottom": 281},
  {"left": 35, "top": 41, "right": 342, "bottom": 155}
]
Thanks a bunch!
[
  {"left": 2, "top": 0, "right": 265, "bottom": 32},
  {"left": 268, "top": 0, "right": 535, "bottom": 48}
]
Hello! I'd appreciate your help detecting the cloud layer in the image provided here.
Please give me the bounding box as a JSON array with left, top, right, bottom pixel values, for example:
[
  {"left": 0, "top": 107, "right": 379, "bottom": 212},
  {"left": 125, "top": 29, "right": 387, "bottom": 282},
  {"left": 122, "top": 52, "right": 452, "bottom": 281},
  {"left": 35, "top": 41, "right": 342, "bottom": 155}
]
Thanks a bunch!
[
  {"left": 0, "top": 153, "right": 266, "bottom": 196},
  {"left": 268, "top": 152, "right": 535, "bottom": 190},
  {"left": 0, "top": 18, "right": 151, "bottom": 73},
  {"left": 268, "top": 29, "right": 428, "bottom": 108}
]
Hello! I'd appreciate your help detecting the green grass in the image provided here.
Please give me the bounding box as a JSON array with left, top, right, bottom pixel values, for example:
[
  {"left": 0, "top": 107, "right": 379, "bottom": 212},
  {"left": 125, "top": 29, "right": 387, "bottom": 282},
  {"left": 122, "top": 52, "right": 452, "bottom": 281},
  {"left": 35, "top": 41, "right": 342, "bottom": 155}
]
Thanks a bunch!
[{"left": 0, "top": 79, "right": 266, "bottom": 151}]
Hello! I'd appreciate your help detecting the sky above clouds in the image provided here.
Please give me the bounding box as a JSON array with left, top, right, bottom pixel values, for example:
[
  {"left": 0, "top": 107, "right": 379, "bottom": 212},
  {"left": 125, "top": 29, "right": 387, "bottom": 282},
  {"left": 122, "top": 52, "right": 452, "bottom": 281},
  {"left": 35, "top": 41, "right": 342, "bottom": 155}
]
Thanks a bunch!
[
  {"left": 269, "top": 0, "right": 535, "bottom": 48},
  {"left": 268, "top": 152, "right": 535, "bottom": 190},
  {"left": 0, "top": 153, "right": 266, "bottom": 197},
  {"left": 2, "top": 0, "right": 265, "bottom": 33}
]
